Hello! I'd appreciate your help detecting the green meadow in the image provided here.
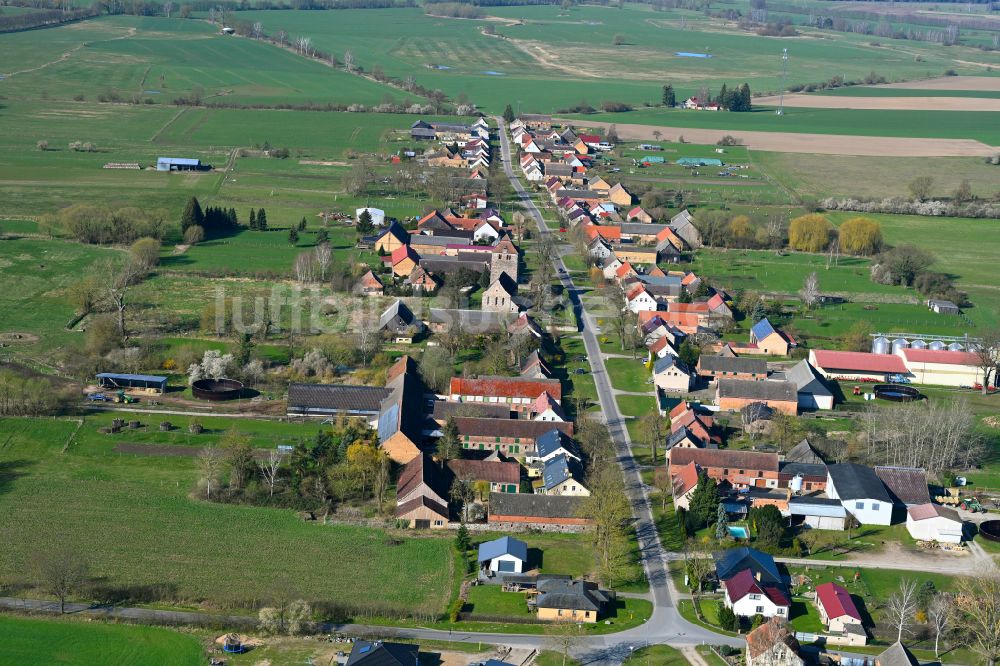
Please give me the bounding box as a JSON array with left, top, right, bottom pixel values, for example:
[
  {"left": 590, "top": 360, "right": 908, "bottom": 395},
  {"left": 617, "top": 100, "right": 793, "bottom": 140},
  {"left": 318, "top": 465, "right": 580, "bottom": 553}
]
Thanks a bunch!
[
  {"left": 0, "top": 615, "right": 203, "bottom": 666},
  {"left": 0, "top": 416, "right": 456, "bottom": 615}
]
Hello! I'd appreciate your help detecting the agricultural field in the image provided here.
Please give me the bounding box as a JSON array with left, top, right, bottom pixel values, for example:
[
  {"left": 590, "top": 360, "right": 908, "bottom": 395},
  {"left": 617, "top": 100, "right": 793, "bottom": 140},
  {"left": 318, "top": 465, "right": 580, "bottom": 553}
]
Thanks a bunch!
[
  {"left": 0, "top": 615, "right": 204, "bottom": 666},
  {"left": 0, "top": 415, "right": 456, "bottom": 615}
]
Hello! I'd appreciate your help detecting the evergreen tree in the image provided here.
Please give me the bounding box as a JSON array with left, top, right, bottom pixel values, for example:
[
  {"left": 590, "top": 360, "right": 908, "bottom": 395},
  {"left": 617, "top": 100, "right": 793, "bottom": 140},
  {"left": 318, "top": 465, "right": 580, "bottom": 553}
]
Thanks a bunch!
[
  {"left": 288, "top": 227, "right": 299, "bottom": 245},
  {"left": 718, "top": 83, "right": 729, "bottom": 110},
  {"left": 750, "top": 299, "right": 767, "bottom": 324},
  {"left": 181, "top": 196, "right": 204, "bottom": 233},
  {"left": 718, "top": 603, "right": 739, "bottom": 631},
  {"left": 228, "top": 207, "right": 238, "bottom": 227},
  {"left": 436, "top": 418, "right": 463, "bottom": 461},
  {"left": 249, "top": 208, "right": 257, "bottom": 230},
  {"left": 454, "top": 523, "right": 470, "bottom": 551},
  {"left": 257, "top": 208, "right": 268, "bottom": 231},
  {"left": 316, "top": 228, "right": 329, "bottom": 244},
  {"left": 298, "top": 217, "right": 307, "bottom": 232},
  {"left": 357, "top": 209, "right": 374, "bottom": 235},
  {"left": 688, "top": 472, "right": 720, "bottom": 530},
  {"left": 662, "top": 84, "right": 676, "bottom": 107},
  {"left": 502, "top": 104, "right": 515, "bottom": 123},
  {"left": 733, "top": 83, "right": 752, "bottom": 112},
  {"left": 715, "top": 502, "right": 730, "bottom": 540}
]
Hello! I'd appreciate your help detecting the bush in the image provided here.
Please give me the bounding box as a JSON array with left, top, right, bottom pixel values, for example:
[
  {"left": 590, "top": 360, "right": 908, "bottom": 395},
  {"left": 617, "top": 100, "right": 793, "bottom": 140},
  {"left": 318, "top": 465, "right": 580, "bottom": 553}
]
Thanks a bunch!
[
  {"left": 716, "top": 135, "right": 742, "bottom": 146},
  {"left": 601, "top": 101, "right": 632, "bottom": 112},
  {"left": 788, "top": 213, "right": 833, "bottom": 252},
  {"left": 183, "top": 225, "right": 205, "bottom": 245},
  {"left": 718, "top": 603, "right": 739, "bottom": 631}
]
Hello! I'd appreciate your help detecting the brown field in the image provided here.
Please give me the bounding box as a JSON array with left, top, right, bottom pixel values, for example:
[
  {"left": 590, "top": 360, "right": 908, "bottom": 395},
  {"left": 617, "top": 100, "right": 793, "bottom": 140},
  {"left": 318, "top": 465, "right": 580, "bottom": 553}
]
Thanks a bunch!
[
  {"left": 752, "top": 94, "right": 1000, "bottom": 112},
  {"left": 561, "top": 119, "right": 997, "bottom": 157},
  {"left": 880, "top": 76, "right": 1000, "bottom": 91}
]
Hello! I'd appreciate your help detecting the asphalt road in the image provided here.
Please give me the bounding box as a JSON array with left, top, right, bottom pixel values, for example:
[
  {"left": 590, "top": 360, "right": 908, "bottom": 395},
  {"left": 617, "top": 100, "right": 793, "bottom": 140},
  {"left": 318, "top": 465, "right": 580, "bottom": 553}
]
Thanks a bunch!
[{"left": 494, "top": 118, "right": 739, "bottom": 658}]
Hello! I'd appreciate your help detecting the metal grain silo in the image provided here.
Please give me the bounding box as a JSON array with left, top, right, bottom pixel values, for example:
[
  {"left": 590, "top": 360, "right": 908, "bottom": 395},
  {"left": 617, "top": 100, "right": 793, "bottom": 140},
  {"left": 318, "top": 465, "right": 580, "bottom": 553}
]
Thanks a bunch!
[
  {"left": 929, "top": 341, "right": 946, "bottom": 351},
  {"left": 910, "top": 339, "right": 928, "bottom": 350},
  {"left": 872, "top": 337, "right": 890, "bottom": 355},
  {"left": 891, "top": 338, "right": 909, "bottom": 354},
  {"left": 948, "top": 342, "right": 965, "bottom": 352}
]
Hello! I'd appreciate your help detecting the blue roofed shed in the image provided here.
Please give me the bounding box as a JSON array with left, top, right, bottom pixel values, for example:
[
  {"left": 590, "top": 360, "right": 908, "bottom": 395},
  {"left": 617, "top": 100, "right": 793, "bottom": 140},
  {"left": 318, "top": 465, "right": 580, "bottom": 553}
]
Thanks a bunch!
[
  {"left": 96, "top": 373, "right": 167, "bottom": 393},
  {"left": 478, "top": 536, "right": 528, "bottom": 574}
]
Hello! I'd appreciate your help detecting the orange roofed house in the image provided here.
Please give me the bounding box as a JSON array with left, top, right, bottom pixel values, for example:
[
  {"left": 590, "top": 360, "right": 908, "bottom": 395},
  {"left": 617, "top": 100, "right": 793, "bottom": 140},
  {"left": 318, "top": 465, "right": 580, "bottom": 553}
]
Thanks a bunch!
[{"left": 668, "top": 447, "right": 780, "bottom": 491}]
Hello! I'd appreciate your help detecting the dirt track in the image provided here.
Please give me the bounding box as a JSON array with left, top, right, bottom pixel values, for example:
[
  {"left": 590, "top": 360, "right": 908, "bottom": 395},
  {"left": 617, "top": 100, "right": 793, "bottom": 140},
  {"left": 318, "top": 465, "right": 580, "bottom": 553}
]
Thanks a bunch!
[
  {"left": 558, "top": 118, "right": 998, "bottom": 157},
  {"left": 753, "top": 93, "right": 1000, "bottom": 112}
]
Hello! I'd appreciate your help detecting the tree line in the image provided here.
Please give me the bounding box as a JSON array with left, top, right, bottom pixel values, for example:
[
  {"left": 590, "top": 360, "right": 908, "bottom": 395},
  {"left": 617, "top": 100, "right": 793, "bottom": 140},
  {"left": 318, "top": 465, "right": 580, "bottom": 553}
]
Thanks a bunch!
[{"left": 0, "top": 5, "right": 99, "bottom": 32}]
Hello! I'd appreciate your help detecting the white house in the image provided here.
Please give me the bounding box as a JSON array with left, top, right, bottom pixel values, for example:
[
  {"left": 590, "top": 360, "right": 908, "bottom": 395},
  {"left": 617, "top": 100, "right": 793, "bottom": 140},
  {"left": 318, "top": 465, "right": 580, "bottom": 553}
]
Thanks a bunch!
[
  {"left": 626, "top": 285, "right": 659, "bottom": 313},
  {"left": 653, "top": 355, "right": 693, "bottom": 393},
  {"left": 816, "top": 582, "right": 864, "bottom": 634},
  {"left": 356, "top": 207, "right": 386, "bottom": 227},
  {"left": 530, "top": 392, "right": 566, "bottom": 422},
  {"left": 723, "top": 569, "right": 790, "bottom": 619},
  {"left": 473, "top": 221, "right": 501, "bottom": 243},
  {"left": 526, "top": 428, "right": 581, "bottom": 465},
  {"left": 826, "top": 463, "right": 893, "bottom": 526},
  {"left": 477, "top": 536, "right": 528, "bottom": 576},
  {"left": 906, "top": 503, "right": 965, "bottom": 544},
  {"left": 541, "top": 454, "right": 590, "bottom": 496}
]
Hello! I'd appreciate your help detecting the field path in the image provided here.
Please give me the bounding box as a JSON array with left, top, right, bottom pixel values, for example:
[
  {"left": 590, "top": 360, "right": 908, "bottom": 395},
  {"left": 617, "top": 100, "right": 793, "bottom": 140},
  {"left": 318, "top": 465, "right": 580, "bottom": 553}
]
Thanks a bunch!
[
  {"left": 4, "top": 27, "right": 137, "bottom": 78},
  {"left": 880, "top": 76, "right": 1000, "bottom": 91},
  {"left": 557, "top": 118, "right": 998, "bottom": 157},
  {"left": 753, "top": 93, "right": 1000, "bottom": 112}
]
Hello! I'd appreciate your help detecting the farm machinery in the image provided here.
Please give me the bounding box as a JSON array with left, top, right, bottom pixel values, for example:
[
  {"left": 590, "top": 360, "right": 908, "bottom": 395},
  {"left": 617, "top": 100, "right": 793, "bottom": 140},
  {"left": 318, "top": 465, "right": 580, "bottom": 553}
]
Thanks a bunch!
[
  {"left": 113, "top": 390, "right": 137, "bottom": 404},
  {"left": 934, "top": 487, "right": 987, "bottom": 512}
]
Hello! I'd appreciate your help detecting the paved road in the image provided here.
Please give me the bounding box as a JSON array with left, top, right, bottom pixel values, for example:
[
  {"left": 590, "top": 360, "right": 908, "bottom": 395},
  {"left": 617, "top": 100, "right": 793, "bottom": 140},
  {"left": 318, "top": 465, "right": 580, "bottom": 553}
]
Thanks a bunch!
[{"left": 494, "top": 118, "right": 740, "bottom": 660}]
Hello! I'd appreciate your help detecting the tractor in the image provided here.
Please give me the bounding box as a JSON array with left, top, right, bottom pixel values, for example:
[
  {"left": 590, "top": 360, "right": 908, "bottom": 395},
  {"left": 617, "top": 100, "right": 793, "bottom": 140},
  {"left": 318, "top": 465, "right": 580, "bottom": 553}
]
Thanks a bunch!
[{"left": 113, "top": 390, "right": 137, "bottom": 405}]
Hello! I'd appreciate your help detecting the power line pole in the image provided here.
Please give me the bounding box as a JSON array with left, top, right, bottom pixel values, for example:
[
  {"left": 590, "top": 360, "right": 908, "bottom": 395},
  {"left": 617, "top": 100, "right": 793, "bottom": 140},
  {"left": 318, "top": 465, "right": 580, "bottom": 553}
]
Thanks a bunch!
[{"left": 777, "top": 48, "right": 788, "bottom": 116}]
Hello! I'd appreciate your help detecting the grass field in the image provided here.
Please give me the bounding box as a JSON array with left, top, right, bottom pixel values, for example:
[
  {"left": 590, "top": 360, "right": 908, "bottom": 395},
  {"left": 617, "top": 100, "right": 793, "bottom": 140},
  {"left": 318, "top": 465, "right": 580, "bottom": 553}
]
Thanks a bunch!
[
  {"left": 605, "top": 357, "right": 652, "bottom": 394},
  {"left": 0, "top": 615, "right": 203, "bottom": 666},
  {"left": 621, "top": 644, "right": 689, "bottom": 666},
  {"left": 0, "top": 416, "right": 455, "bottom": 615},
  {"left": 572, "top": 107, "right": 1000, "bottom": 144}
]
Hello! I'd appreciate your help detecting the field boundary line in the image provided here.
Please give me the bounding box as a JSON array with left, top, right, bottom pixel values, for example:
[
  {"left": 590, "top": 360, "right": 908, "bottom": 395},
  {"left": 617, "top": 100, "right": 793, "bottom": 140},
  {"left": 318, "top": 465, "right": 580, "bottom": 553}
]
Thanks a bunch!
[
  {"left": 150, "top": 107, "right": 189, "bottom": 143},
  {"left": 747, "top": 148, "right": 800, "bottom": 205}
]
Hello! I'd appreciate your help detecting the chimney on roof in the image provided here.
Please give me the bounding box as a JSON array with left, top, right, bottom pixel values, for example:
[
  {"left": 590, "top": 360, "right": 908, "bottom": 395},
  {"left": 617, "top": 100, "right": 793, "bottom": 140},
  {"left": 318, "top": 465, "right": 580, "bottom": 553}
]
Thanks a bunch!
[{"left": 756, "top": 571, "right": 762, "bottom": 582}]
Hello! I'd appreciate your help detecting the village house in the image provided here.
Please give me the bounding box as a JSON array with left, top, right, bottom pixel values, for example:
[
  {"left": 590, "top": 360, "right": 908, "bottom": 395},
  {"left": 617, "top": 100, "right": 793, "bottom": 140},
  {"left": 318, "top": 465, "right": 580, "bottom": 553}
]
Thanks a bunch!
[
  {"left": 526, "top": 429, "right": 581, "bottom": 465},
  {"left": 874, "top": 466, "right": 930, "bottom": 509},
  {"left": 347, "top": 641, "right": 419, "bottom": 666},
  {"left": 377, "top": 356, "right": 427, "bottom": 464},
  {"left": 749, "top": 318, "right": 794, "bottom": 356},
  {"left": 669, "top": 448, "right": 780, "bottom": 490},
  {"left": 390, "top": 245, "right": 419, "bottom": 277},
  {"left": 815, "top": 582, "right": 864, "bottom": 635},
  {"left": 535, "top": 579, "right": 611, "bottom": 623},
  {"left": 374, "top": 221, "right": 409, "bottom": 254},
  {"left": 826, "top": 463, "right": 893, "bottom": 526},
  {"left": 540, "top": 454, "right": 589, "bottom": 496},
  {"left": 745, "top": 618, "right": 804, "bottom": 666},
  {"left": 530, "top": 392, "right": 566, "bottom": 422},
  {"left": 355, "top": 270, "right": 384, "bottom": 297},
  {"left": 717, "top": 379, "right": 798, "bottom": 415},
  {"left": 782, "top": 359, "right": 834, "bottom": 411},
  {"left": 378, "top": 299, "right": 424, "bottom": 342},
  {"left": 394, "top": 453, "right": 450, "bottom": 528},
  {"left": 448, "top": 458, "right": 522, "bottom": 495},
  {"left": 653, "top": 355, "right": 694, "bottom": 393},
  {"left": 671, "top": 461, "right": 700, "bottom": 509},
  {"left": 724, "top": 568, "right": 790, "bottom": 619},
  {"left": 406, "top": 266, "right": 439, "bottom": 294},
  {"left": 455, "top": 417, "right": 573, "bottom": 457},
  {"left": 521, "top": 351, "right": 552, "bottom": 379},
  {"left": 875, "top": 642, "right": 921, "bottom": 666},
  {"left": 669, "top": 209, "right": 701, "bottom": 248}
]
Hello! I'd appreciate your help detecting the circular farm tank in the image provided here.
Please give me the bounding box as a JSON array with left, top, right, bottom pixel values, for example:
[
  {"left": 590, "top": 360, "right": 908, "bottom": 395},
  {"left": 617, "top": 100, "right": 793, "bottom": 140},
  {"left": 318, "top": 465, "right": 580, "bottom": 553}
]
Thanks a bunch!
[
  {"left": 980, "top": 521, "right": 1000, "bottom": 542},
  {"left": 191, "top": 378, "right": 244, "bottom": 401},
  {"left": 873, "top": 384, "right": 922, "bottom": 402}
]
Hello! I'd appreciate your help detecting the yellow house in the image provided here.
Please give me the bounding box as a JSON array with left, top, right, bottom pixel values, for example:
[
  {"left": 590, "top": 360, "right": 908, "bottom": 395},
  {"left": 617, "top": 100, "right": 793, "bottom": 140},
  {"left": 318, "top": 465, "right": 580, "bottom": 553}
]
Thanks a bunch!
[
  {"left": 608, "top": 183, "right": 633, "bottom": 207},
  {"left": 588, "top": 175, "right": 611, "bottom": 193},
  {"left": 374, "top": 223, "right": 409, "bottom": 254},
  {"left": 614, "top": 247, "right": 658, "bottom": 265},
  {"left": 535, "top": 579, "right": 610, "bottom": 623}
]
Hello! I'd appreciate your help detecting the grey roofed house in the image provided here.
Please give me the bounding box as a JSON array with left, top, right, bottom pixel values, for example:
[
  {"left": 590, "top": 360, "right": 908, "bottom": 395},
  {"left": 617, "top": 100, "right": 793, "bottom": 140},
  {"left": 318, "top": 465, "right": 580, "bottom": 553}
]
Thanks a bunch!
[
  {"left": 542, "top": 454, "right": 586, "bottom": 491},
  {"left": 698, "top": 355, "right": 768, "bottom": 376},
  {"left": 555, "top": 189, "right": 601, "bottom": 200},
  {"left": 536, "top": 578, "right": 610, "bottom": 612},
  {"left": 419, "top": 254, "right": 490, "bottom": 275},
  {"left": 410, "top": 127, "right": 438, "bottom": 140},
  {"left": 534, "top": 429, "right": 580, "bottom": 460},
  {"left": 544, "top": 163, "right": 574, "bottom": 177},
  {"left": 621, "top": 223, "right": 670, "bottom": 236},
  {"left": 713, "top": 546, "right": 782, "bottom": 585},
  {"left": 521, "top": 350, "right": 552, "bottom": 378},
  {"left": 431, "top": 400, "right": 511, "bottom": 421},
  {"left": 287, "top": 383, "right": 392, "bottom": 418},
  {"left": 785, "top": 439, "right": 825, "bottom": 465},
  {"left": 410, "top": 233, "right": 467, "bottom": 247},
  {"left": 876, "top": 642, "right": 921, "bottom": 666},
  {"left": 489, "top": 492, "right": 587, "bottom": 521},
  {"left": 718, "top": 379, "right": 797, "bottom": 403},
  {"left": 637, "top": 274, "right": 683, "bottom": 288},
  {"left": 477, "top": 535, "right": 528, "bottom": 564},
  {"left": 784, "top": 359, "right": 833, "bottom": 400},
  {"left": 346, "top": 641, "right": 418, "bottom": 666},
  {"left": 827, "top": 463, "right": 893, "bottom": 503},
  {"left": 928, "top": 299, "right": 960, "bottom": 315},
  {"left": 377, "top": 357, "right": 426, "bottom": 446},
  {"left": 669, "top": 209, "right": 701, "bottom": 248},
  {"left": 874, "top": 466, "right": 931, "bottom": 506},
  {"left": 378, "top": 299, "right": 423, "bottom": 334}
]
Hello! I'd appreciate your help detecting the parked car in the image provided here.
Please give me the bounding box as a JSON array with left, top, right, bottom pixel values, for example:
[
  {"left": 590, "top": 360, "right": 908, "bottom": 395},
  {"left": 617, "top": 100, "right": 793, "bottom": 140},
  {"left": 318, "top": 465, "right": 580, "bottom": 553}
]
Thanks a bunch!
[{"left": 87, "top": 393, "right": 110, "bottom": 402}]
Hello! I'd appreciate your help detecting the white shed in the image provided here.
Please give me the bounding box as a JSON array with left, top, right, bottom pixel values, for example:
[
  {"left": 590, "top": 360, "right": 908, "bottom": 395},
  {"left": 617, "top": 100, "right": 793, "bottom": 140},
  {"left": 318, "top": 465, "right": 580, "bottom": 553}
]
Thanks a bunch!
[
  {"left": 355, "top": 207, "right": 386, "bottom": 227},
  {"left": 906, "top": 503, "right": 965, "bottom": 544},
  {"left": 477, "top": 536, "right": 528, "bottom": 574}
]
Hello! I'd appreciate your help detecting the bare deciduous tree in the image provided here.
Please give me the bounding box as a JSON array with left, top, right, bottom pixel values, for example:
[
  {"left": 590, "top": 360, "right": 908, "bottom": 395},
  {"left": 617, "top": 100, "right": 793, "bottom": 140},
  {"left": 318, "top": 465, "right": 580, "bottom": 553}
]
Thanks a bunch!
[
  {"left": 971, "top": 329, "right": 1000, "bottom": 394},
  {"left": 162, "top": 1, "right": 173, "bottom": 17},
  {"left": 352, "top": 311, "right": 382, "bottom": 366},
  {"left": 343, "top": 49, "right": 355, "bottom": 71},
  {"left": 257, "top": 450, "right": 285, "bottom": 498},
  {"left": 928, "top": 592, "right": 953, "bottom": 659},
  {"left": 34, "top": 544, "right": 89, "bottom": 614},
  {"left": 955, "top": 574, "right": 1000, "bottom": 665},
  {"left": 886, "top": 578, "right": 918, "bottom": 643},
  {"left": 101, "top": 257, "right": 146, "bottom": 343},
  {"left": 640, "top": 412, "right": 666, "bottom": 464},
  {"left": 198, "top": 445, "right": 225, "bottom": 499},
  {"left": 252, "top": 21, "right": 263, "bottom": 39},
  {"left": 799, "top": 271, "right": 819, "bottom": 309},
  {"left": 314, "top": 243, "right": 332, "bottom": 283}
]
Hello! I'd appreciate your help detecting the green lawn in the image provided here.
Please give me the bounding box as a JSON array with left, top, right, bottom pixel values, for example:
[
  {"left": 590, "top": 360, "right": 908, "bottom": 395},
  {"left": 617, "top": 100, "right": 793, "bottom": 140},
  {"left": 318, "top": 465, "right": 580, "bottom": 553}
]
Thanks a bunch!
[
  {"left": 0, "top": 615, "right": 203, "bottom": 666},
  {"left": 605, "top": 357, "right": 652, "bottom": 393},
  {"left": 465, "top": 585, "right": 531, "bottom": 617},
  {"left": 0, "top": 416, "right": 455, "bottom": 616},
  {"left": 616, "top": 394, "right": 657, "bottom": 418},
  {"left": 622, "top": 645, "right": 689, "bottom": 666}
]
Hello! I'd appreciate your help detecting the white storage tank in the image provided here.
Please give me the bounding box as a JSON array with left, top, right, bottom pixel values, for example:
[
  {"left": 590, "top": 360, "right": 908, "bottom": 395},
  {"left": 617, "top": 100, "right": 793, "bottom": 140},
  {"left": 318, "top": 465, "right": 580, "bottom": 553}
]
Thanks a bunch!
[
  {"left": 910, "top": 339, "right": 928, "bottom": 350},
  {"left": 892, "top": 338, "right": 909, "bottom": 354},
  {"left": 872, "top": 337, "right": 890, "bottom": 355},
  {"left": 789, "top": 474, "right": 803, "bottom": 494},
  {"left": 948, "top": 342, "right": 965, "bottom": 352},
  {"left": 929, "top": 341, "right": 946, "bottom": 351}
]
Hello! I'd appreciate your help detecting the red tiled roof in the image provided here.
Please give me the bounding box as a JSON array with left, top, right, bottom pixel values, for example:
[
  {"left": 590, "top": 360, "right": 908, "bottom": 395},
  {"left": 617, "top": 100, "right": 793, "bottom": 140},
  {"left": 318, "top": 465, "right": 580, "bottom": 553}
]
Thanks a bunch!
[
  {"left": 672, "top": 461, "right": 700, "bottom": 496},
  {"left": 391, "top": 245, "right": 418, "bottom": 264},
  {"left": 584, "top": 225, "right": 621, "bottom": 242},
  {"left": 816, "top": 582, "right": 862, "bottom": 622},
  {"left": 648, "top": 336, "right": 670, "bottom": 355},
  {"left": 811, "top": 350, "right": 907, "bottom": 374},
  {"left": 901, "top": 348, "right": 980, "bottom": 366},
  {"left": 626, "top": 283, "right": 649, "bottom": 301},
  {"left": 615, "top": 262, "right": 637, "bottom": 279},
  {"left": 579, "top": 134, "right": 600, "bottom": 143},
  {"left": 450, "top": 376, "right": 562, "bottom": 401},
  {"left": 708, "top": 293, "right": 725, "bottom": 309},
  {"left": 668, "top": 302, "right": 710, "bottom": 314},
  {"left": 447, "top": 459, "right": 520, "bottom": 484},
  {"left": 724, "top": 569, "right": 789, "bottom": 606},
  {"left": 907, "top": 502, "right": 962, "bottom": 522},
  {"left": 681, "top": 272, "right": 698, "bottom": 286},
  {"left": 661, "top": 312, "right": 700, "bottom": 330},
  {"left": 669, "top": 401, "right": 693, "bottom": 420}
]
